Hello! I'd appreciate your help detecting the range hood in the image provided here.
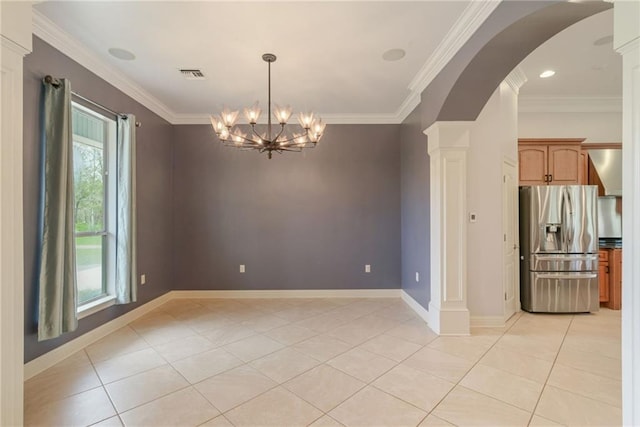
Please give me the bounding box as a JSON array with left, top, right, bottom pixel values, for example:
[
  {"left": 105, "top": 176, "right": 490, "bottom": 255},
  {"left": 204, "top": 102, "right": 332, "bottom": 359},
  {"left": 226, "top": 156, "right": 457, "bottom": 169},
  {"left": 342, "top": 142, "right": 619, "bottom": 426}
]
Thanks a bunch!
[{"left": 588, "top": 149, "right": 622, "bottom": 196}]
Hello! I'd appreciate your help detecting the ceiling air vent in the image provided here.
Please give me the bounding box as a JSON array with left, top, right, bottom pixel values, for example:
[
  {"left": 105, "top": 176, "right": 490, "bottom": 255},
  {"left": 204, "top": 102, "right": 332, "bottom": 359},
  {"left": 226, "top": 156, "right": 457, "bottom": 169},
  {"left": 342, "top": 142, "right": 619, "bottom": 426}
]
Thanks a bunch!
[{"left": 180, "top": 69, "right": 206, "bottom": 80}]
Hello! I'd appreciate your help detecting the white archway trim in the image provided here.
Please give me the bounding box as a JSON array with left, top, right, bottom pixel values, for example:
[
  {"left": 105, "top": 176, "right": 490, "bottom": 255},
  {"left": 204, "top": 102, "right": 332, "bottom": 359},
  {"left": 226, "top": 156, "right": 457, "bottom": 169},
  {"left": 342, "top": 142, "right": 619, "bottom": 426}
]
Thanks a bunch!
[
  {"left": 1, "top": 2, "right": 33, "bottom": 425},
  {"left": 614, "top": 0, "right": 639, "bottom": 423},
  {"left": 425, "top": 121, "right": 473, "bottom": 335}
]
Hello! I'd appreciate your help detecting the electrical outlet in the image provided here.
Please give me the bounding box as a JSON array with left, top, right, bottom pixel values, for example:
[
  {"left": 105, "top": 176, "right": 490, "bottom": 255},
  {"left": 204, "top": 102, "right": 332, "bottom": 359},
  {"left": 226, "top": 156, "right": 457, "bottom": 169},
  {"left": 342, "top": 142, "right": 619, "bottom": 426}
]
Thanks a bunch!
[
  {"left": 140, "top": 274, "right": 146, "bottom": 285},
  {"left": 415, "top": 272, "right": 419, "bottom": 282},
  {"left": 365, "top": 264, "right": 371, "bottom": 273},
  {"left": 239, "top": 264, "right": 245, "bottom": 273}
]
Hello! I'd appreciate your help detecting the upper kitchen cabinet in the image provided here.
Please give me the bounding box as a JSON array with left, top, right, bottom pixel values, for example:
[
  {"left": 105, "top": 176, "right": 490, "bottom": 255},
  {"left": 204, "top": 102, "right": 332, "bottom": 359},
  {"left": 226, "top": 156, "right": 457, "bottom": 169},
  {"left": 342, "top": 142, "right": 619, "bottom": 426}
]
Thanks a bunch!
[{"left": 518, "top": 139, "right": 585, "bottom": 186}]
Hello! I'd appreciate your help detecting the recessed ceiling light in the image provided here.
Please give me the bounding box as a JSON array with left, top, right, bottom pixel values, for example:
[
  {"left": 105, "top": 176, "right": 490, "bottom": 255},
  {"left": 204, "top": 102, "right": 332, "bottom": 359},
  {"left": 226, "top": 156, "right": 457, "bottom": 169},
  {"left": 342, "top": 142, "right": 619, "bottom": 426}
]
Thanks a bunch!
[
  {"left": 382, "top": 48, "right": 406, "bottom": 62},
  {"left": 539, "top": 70, "right": 556, "bottom": 78},
  {"left": 594, "top": 35, "right": 613, "bottom": 46},
  {"left": 108, "top": 48, "right": 136, "bottom": 61}
]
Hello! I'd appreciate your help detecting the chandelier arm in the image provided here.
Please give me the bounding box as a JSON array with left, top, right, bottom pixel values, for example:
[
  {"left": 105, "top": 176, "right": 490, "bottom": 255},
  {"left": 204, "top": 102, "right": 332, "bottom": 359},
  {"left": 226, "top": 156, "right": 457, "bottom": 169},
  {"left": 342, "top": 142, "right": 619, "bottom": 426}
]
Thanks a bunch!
[
  {"left": 272, "top": 128, "right": 308, "bottom": 145},
  {"left": 249, "top": 124, "right": 266, "bottom": 141},
  {"left": 226, "top": 128, "right": 263, "bottom": 145},
  {"left": 272, "top": 123, "right": 287, "bottom": 143}
]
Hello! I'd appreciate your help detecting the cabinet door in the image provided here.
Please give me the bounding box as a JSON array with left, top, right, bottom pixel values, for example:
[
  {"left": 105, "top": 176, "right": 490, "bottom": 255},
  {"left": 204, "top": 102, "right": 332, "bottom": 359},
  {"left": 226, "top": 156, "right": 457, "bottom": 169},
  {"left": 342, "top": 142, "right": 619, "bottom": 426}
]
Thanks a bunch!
[
  {"left": 548, "top": 145, "right": 581, "bottom": 185},
  {"left": 607, "top": 249, "right": 622, "bottom": 310},
  {"left": 579, "top": 150, "right": 589, "bottom": 185},
  {"left": 519, "top": 145, "right": 548, "bottom": 185},
  {"left": 599, "top": 262, "right": 610, "bottom": 302}
]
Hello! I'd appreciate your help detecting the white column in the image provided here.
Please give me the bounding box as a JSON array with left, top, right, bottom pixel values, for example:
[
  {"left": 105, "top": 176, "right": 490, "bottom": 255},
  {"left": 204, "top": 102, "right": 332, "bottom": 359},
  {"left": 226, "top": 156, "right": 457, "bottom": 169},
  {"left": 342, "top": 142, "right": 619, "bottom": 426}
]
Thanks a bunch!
[
  {"left": 614, "top": 1, "right": 640, "bottom": 424},
  {"left": 1, "top": 2, "right": 32, "bottom": 425},
  {"left": 425, "top": 121, "right": 473, "bottom": 335}
]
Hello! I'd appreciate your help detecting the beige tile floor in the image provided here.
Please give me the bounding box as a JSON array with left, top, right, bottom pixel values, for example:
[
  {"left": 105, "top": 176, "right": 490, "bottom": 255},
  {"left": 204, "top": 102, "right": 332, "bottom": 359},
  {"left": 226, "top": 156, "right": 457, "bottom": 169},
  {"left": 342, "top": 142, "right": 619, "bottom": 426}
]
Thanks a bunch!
[{"left": 24, "top": 298, "right": 622, "bottom": 426}]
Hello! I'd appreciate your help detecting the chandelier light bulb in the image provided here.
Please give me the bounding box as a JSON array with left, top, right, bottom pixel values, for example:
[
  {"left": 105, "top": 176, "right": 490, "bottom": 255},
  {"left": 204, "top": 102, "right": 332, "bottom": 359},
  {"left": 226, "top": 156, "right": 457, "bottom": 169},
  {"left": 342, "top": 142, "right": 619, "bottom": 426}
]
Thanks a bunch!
[
  {"left": 274, "top": 104, "right": 293, "bottom": 124},
  {"left": 244, "top": 102, "right": 261, "bottom": 124},
  {"left": 221, "top": 107, "right": 239, "bottom": 127},
  {"left": 210, "top": 53, "right": 325, "bottom": 159},
  {"left": 298, "top": 112, "right": 314, "bottom": 129}
]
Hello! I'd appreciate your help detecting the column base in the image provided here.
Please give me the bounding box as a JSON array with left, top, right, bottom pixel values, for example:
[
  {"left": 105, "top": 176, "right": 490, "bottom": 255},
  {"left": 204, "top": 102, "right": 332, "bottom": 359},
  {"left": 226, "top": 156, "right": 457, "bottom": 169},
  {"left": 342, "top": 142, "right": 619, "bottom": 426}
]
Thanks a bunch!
[{"left": 428, "top": 302, "right": 470, "bottom": 335}]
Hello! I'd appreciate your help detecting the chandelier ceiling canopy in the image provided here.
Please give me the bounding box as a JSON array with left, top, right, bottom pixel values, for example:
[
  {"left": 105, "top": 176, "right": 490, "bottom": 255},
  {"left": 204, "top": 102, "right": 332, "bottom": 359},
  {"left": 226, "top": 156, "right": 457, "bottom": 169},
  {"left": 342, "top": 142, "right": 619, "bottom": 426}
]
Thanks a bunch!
[{"left": 210, "top": 53, "right": 325, "bottom": 159}]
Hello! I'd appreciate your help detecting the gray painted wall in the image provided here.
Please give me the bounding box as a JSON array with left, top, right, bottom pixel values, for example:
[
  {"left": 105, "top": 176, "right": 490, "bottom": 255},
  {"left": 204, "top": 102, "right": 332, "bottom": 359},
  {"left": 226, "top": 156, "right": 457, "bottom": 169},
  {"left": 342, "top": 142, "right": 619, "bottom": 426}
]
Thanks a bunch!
[
  {"left": 400, "top": 107, "right": 431, "bottom": 308},
  {"left": 23, "top": 37, "right": 174, "bottom": 362},
  {"left": 172, "top": 124, "right": 401, "bottom": 292}
]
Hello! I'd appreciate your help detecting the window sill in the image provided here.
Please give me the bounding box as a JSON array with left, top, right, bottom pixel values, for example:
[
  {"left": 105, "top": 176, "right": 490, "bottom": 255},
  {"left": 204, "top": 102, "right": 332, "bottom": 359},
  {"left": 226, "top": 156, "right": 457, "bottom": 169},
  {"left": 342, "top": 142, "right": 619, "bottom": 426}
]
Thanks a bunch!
[{"left": 78, "top": 295, "right": 116, "bottom": 320}]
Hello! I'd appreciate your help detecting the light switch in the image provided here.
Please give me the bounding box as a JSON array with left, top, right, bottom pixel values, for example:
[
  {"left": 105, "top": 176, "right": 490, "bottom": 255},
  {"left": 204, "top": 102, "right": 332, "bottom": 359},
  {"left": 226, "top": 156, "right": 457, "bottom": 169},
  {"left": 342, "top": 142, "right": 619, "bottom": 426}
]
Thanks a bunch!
[
  {"left": 140, "top": 274, "right": 146, "bottom": 285},
  {"left": 365, "top": 264, "right": 371, "bottom": 273},
  {"left": 239, "top": 265, "right": 245, "bottom": 273}
]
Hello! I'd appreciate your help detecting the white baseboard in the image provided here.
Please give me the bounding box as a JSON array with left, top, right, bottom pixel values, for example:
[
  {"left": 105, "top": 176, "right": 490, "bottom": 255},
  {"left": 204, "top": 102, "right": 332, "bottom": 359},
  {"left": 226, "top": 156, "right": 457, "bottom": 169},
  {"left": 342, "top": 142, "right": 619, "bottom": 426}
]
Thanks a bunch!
[
  {"left": 470, "top": 316, "right": 507, "bottom": 328},
  {"left": 24, "top": 288, "right": 401, "bottom": 379},
  {"left": 170, "top": 289, "right": 402, "bottom": 299},
  {"left": 400, "top": 290, "right": 430, "bottom": 325},
  {"left": 24, "top": 292, "right": 173, "bottom": 380}
]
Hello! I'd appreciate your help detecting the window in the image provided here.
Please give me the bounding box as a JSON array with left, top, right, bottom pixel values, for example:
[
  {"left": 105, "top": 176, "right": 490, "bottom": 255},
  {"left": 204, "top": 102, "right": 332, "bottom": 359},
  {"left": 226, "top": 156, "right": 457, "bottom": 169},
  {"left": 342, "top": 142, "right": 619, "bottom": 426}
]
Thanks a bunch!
[{"left": 72, "top": 102, "right": 117, "bottom": 315}]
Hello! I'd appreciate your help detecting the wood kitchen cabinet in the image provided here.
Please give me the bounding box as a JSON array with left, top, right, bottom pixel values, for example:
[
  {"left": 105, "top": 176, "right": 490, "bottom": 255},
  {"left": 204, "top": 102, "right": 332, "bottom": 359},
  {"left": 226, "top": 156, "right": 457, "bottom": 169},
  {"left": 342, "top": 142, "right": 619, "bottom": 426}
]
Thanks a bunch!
[
  {"left": 599, "top": 248, "right": 622, "bottom": 309},
  {"left": 518, "top": 139, "right": 585, "bottom": 186},
  {"left": 608, "top": 249, "right": 622, "bottom": 310},
  {"left": 599, "top": 250, "right": 610, "bottom": 303}
]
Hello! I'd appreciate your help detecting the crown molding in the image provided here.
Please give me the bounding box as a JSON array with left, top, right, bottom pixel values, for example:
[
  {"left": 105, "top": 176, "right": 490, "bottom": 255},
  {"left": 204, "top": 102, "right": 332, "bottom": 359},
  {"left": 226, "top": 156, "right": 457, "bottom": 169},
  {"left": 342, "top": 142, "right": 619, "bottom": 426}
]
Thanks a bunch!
[
  {"left": 172, "top": 113, "right": 402, "bottom": 125},
  {"left": 394, "top": 92, "right": 421, "bottom": 124},
  {"left": 407, "top": 0, "right": 501, "bottom": 95},
  {"left": 33, "top": 10, "right": 176, "bottom": 124},
  {"left": 504, "top": 66, "right": 527, "bottom": 95},
  {"left": 519, "top": 96, "right": 622, "bottom": 113}
]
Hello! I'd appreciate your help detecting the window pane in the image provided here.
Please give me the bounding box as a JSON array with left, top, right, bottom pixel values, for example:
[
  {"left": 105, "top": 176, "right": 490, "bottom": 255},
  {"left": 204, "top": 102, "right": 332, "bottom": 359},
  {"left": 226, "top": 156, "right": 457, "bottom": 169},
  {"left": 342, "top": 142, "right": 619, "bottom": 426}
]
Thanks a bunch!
[
  {"left": 76, "top": 235, "right": 106, "bottom": 304},
  {"left": 73, "top": 141, "right": 105, "bottom": 233}
]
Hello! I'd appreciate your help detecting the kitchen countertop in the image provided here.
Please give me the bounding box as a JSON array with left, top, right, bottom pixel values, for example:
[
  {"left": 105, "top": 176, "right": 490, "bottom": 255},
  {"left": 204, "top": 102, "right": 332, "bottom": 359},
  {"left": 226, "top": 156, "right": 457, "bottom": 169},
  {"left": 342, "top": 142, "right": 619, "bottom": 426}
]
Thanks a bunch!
[{"left": 599, "top": 238, "right": 622, "bottom": 249}]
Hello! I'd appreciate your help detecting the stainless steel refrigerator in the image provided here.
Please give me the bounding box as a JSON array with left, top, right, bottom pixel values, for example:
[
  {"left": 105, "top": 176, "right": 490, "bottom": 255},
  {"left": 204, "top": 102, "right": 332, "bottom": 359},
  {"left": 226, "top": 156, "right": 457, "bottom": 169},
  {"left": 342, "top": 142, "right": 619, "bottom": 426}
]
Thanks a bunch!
[{"left": 519, "top": 185, "right": 599, "bottom": 313}]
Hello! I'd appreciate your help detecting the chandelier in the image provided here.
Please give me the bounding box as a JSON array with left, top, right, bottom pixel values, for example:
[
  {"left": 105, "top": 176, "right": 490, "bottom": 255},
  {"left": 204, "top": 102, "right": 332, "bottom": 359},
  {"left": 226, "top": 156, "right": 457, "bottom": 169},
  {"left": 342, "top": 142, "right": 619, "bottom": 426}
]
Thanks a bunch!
[{"left": 210, "top": 53, "right": 326, "bottom": 159}]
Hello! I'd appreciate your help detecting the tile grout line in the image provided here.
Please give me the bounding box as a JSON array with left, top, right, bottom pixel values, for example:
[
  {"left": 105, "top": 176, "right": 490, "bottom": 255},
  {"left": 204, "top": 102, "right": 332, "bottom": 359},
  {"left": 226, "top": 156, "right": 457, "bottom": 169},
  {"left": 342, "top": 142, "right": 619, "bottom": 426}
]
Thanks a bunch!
[
  {"left": 423, "top": 311, "right": 530, "bottom": 425},
  {"left": 525, "top": 314, "right": 575, "bottom": 426}
]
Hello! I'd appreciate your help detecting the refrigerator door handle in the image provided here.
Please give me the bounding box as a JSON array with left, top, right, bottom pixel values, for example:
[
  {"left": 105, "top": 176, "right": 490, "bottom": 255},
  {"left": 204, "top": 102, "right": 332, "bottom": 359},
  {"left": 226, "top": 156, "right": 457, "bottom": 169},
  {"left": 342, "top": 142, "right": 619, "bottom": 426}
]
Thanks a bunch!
[
  {"left": 535, "top": 272, "right": 597, "bottom": 280},
  {"left": 561, "top": 187, "right": 575, "bottom": 251},
  {"left": 534, "top": 254, "right": 597, "bottom": 260}
]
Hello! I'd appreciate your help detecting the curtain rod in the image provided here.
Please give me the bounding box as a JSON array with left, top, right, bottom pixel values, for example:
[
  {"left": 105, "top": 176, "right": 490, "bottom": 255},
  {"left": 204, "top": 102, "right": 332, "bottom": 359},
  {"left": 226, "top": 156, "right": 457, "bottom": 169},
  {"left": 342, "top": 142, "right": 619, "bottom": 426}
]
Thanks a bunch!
[{"left": 44, "top": 75, "right": 141, "bottom": 127}]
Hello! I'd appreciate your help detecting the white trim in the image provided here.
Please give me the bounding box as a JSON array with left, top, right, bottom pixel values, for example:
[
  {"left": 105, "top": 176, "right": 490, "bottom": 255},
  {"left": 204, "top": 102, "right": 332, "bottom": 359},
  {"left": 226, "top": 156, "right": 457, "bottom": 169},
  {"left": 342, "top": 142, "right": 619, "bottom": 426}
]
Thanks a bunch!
[
  {"left": 170, "top": 289, "right": 401, "bottom": 299},
  {"left": 408, "top": 0, "right": 501, "bottom": 95},
  {"left": 394, "top": 93, "right": 422, "bottom": 124},
  {"left": 617, "top": 32, "right": 640, "bottom": 424},
  {"left": 24, "top": 292, "right": 173, "bottom": 380},
  {"left": 425, "top": 121, "right": 473, "bottom": 336},
  {"left": 1, "top": 35, "right": 31, "bottom": 57},
  {"left": 172, "top": 113, "right": 404, "bottom": 126},
  {"left": 400, "top": 290, "right": 430, "bottom": 325},
  {"left": 518, "top": 96, "right": 622, "bottom": 113},
  {"left": 32, "top": 10, "right": 175, "bottom": 124},
  {"left": 470, "top": 316, "right": 506, "bottom": 328},
  {"left": 1, "top": 4, "right": 31, "bottom": 421},
  {"left": 77, "top": 295, "right": 116, "bottom": 320},
  {"left": 504, "top": 66, "right": 528, "bottom": 95}
]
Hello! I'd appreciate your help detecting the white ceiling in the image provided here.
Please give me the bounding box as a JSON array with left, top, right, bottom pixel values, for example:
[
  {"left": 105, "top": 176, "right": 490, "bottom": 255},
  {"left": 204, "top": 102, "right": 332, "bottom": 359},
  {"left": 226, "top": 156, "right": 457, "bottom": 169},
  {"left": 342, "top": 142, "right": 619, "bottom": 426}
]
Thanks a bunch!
[
  {"left": 33, "top": 2, "right": 621, "bottom": 123},
  {"left": 34, "top": 1, "right": 477, "bottom": 122},
  {"left": 518, "top": 9, "right": 621, "bottom": 101}
]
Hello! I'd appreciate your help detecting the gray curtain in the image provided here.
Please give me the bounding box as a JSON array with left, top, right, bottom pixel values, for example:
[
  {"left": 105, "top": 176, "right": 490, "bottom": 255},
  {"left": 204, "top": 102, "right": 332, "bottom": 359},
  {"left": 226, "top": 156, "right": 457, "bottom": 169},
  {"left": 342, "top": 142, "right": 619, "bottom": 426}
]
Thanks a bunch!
[
  {"left": 115, "top": 115, "right": 137, "bottom": 304},
  {"left": 38, "top": 78, "right": 78, "bottom": 341}
]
